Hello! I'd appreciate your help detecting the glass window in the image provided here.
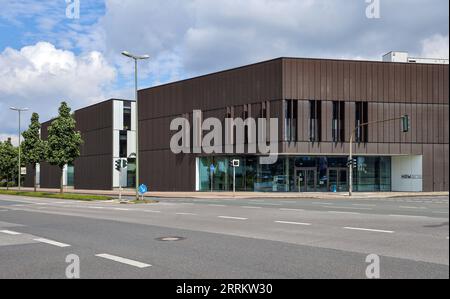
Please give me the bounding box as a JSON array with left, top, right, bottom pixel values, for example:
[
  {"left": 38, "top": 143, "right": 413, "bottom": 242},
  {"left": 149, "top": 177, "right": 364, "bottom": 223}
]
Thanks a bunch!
[
  {"left": 284, "top": 100, "right": 298, "bottom": 142},
  {"left": 355, "top": 102, "right": 368, "bottom": 143},
  {"left": 309, "top": 101, "right": 322, "bottom": 142},
  {"left": 124, "top": 101, "right": 132, "bottom": 131},
  {"left": 332, "top": 101, "right": 345, "bottom": 142},
  {"left": 119, "top": 131, "right": 127, "bottom": 158}
]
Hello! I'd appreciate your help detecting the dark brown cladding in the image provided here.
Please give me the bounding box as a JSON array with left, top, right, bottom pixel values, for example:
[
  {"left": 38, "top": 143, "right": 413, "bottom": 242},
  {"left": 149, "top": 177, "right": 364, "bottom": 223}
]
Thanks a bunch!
[
  {"left": 138, "top": 57, "right": 449, "bottom": 192},
  {"left": 37, "top": 99, "right": 118, "bottom": 191},
  {"left": 39, "top": 119, "right": 62, "bottom": 189},
  {"left": 74, "top": 100, "right": 114, "bottom": 190}
]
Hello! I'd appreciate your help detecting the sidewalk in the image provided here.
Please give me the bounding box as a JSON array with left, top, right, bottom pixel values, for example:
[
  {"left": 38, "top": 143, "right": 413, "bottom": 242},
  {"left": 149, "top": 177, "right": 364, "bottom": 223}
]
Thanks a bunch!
[{"left": 2, "top": 187, "right": 448, "bottom": 200}]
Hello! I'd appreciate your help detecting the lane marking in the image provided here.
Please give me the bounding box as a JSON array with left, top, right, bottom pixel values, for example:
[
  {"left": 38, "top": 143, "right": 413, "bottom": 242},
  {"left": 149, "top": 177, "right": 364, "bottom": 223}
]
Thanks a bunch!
[
  {"left": 208, "top": 204, "right": 226, "bottom": 207},
  {"left": 280, "top": 208, "right": 305, "bottom": 212},
  {"left": 399, "top": 206, "right": 427, "bottom": 210},
  {"left": 343, "top": 227, "right": 394, "bottom": 234},
  {"left": 218, "top": 216, "right": 248, "bottom": 220},
  {"left": 258, "top": 203, "right": 282, "bottom": 206},
  {"left": 0, "top": 230, "right": 22, "bottom": 235},
  {"left": 312, "top": 202, "right": 334, "bottom": 205},
  {"left": 389, "top": 214, "right": 429, "bottom": 219},
  {"left": 96, "top": 254, "right": 151, "bottom": 268},
  {"left": 143, "top": 210, "right": 162, "bottom": 213},
  {"left": 323, "top": 206, "right": 371, "bottom": 211},
  {"left": 114, "top": 208, "right": 131, "bottom": 211},
  {"left": 352, "top": 204, "right": 376, "bottom": 207},
  {"left": 242, "top": 206, "right": 262, "bottom": 209},
  {"left": 275, "top": 221, "right": 311, "bottom": 226},
  {"left": 12, "top": 204, "right": 25, "bottom": 207},
  {"left": 328, "top": 211, "right": 361, "bottom": 215},
  {"left": 176, "top": 212, "right": 197, "bottom": 216},
  {"left": 34, "top": 238, "right": 71, "bottom": 248}
]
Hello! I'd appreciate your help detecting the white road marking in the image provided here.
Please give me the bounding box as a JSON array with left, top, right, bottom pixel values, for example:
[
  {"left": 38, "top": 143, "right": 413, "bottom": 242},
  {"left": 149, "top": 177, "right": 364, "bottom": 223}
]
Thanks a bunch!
[
  {"left": 143, "top": 210, "right": 162, "bottom": 213},
  {"left": 312, "top": 202, "right": 334, "bottom": 205},
  {"left": 323, "top": 206, "right": 372, "bottom": 211},
  {"left": 258, "top": 203, "right": 282, "bottom": 206},
  {"left": 34, "top": 238, "right": 71, "bottom": 247},
  {"left": 12, "top": 204, "right": 25, "bottom": 207},
  {"left": 176, "top": 213, "right": 197, "bottom": 216},
  {"left": 280, "top": 208, "right": 305, "bottom": 212},
  {"left": 218, "top": 216, "right": 248, "bottom": 220},
  {"left": 352, "top": 204, "right": 376, "bottom": 207},
  {"left": 328, "top": 211, "right": 361, "bottom": 215},
  {"left": 343, "top": 227, "right": 395, "bottom": 234},
  {"left": 96, "top": 254, "right": 151, "bottom": 268},
  {"left": 275, "top": 221, "right": 311, "bottom": 226},
  {"left": 242, "top": 206, "right": 262, "bottom": 209},
  {"left": 114, "top": 208, "right": 131, "bottom": 211},
  {"left": 0, "top": 230, "right": 22, "bottom": 235},
  {"left": 399, "top": 206, "right": 427, "bottom": 210},
  {"left": 209, "top": 204, "right": 226, "bottom": 207},
  {"left": 389, "top": 214, "right": 429, "bottom": 219}
]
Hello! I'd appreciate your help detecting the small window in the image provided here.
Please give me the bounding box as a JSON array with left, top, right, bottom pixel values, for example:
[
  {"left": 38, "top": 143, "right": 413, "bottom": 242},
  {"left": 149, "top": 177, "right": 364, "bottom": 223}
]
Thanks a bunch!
[
  {"left": 332, "top": 101, "right": 345, "bottom": 142},
  {"left": 355, "top": 102, "right": 369, "bottom": 143},
  {"left": 309, "top": 100, "right": 322, "bottom": 142},
  {"left": 284, "top": 100, "right": 298, "bottom": 142},
  {"left": 119, "top": 131, "right": 128, "bottom": 158},
  {"left": 123, "top": 101, "right": 132, "bottom": 131}
]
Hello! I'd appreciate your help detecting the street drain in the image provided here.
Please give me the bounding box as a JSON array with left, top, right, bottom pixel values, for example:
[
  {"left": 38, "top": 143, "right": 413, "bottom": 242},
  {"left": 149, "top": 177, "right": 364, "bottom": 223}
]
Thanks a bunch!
[{"left": 156, "top": 237, "right": 185, "bottom": 242}]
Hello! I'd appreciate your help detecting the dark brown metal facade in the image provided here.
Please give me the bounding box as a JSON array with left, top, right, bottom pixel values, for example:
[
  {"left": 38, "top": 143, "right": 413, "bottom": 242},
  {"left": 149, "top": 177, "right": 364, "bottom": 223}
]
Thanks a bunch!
[
  {"left": 138, "top": 57, "right": 449, "bottom": 192},
  {"left": 39, "top": 119, "right": 62, "bottom": 189},
  {"left": 74, "top": 100, "right": 114, "bottom": 190}
]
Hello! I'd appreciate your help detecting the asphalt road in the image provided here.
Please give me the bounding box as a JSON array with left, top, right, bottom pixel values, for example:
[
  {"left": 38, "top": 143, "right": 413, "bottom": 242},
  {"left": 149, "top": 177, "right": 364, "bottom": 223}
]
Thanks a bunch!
[{"left": 0, "top": 194, "right": 448, "bottom": 279}]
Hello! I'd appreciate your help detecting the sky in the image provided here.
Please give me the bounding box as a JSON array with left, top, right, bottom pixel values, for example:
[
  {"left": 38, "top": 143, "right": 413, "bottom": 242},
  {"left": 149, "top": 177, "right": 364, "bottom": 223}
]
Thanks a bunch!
[{"left": 0, "top": 0, "right": 448, "bottom": 145}]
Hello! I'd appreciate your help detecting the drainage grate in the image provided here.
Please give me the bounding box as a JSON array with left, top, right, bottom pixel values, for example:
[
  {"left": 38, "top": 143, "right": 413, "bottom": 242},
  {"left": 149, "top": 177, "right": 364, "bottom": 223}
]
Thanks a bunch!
[{"left": 156, "top": 237, "right": 185, "bottom": 242}]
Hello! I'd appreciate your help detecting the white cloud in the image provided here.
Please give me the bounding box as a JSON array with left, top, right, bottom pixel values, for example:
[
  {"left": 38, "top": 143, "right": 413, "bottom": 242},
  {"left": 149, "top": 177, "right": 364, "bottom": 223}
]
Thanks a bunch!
[
  {"left": 0, "top": 41, "right": 117, "bottom": 136},
  {"left": 420, "top": 34, "right": 449, "bottom": 59}
]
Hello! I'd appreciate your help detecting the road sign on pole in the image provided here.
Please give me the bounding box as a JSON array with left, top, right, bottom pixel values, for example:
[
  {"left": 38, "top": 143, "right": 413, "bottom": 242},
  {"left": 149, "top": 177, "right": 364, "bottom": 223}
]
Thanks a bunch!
[{"left": 230, "top": 159, "right": 240, "bottom": 197}]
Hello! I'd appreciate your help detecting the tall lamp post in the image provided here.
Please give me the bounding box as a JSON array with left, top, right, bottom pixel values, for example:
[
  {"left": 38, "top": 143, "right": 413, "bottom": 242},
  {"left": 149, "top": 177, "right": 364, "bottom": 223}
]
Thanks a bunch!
[
  {"left": 121, "top": 51, "right": 150, "bottom": 200},
  {"left": 9, "top": 107, "right": 29, "bottom": 191}
]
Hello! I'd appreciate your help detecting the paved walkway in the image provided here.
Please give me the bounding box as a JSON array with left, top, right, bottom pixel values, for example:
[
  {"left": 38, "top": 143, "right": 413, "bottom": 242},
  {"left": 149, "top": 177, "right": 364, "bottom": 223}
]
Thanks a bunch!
[{"left": 2, "top": 187, "right": 448, "bottom": 200}]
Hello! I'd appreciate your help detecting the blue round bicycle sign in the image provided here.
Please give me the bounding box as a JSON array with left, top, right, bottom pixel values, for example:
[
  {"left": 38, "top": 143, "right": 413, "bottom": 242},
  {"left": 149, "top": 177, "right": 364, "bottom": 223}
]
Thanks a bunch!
[{"left": 139, "top": 184, "right": 148, "bottom": 195}]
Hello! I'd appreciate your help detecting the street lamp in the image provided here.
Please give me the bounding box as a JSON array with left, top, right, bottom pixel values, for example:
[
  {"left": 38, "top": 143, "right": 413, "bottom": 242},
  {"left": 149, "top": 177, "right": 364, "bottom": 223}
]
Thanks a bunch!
[
  {"left": 121, "top": 51, "right": 150, "bottom": 200},
  {"left": 9, "top": 107, "right": 29, "bottom": 191}
]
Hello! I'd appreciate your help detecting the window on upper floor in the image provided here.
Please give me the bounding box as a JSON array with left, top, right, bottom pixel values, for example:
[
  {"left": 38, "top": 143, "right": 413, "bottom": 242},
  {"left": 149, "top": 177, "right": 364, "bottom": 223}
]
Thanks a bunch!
[
  {"left": 309, "top": 100, "right": 322, "bottom": 142},
  {"left": 332, "top": 101, "right": 345, "bottom": 143},
  {"left": 355, "top": 102, "right": 369, "bottom": 143},
  {"left": 284, "top": 100, "right": 298, "bottom": 142}
]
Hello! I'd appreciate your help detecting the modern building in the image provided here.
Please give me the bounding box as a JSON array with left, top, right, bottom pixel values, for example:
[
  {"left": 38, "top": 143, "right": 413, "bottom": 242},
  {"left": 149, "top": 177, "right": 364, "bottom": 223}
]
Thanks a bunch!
[
  {"left": 138, "top": 55, "right": 448, "bottom": 193},
  {"left": 24, "top": 99, "right": 137, "bottom": 190},
  {"left": 32, "top": 54, "right": 449, "bottom": 193}
]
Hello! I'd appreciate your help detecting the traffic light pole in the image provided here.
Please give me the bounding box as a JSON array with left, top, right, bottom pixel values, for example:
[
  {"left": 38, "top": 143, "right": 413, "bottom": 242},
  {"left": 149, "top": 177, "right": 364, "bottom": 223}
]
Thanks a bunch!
[{"left": 349, "top": 115, "right": 409, "bottom": 197}]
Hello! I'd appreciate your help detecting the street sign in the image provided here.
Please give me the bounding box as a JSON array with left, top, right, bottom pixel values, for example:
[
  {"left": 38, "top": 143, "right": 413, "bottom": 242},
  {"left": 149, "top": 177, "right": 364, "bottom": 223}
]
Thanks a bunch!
[
  {"left": 21, "top": 167, "right": 27, "bottom": 175},
  {"left": 232, "top": 159, "right": 240, "bottom": 168},
  {"left": 139, "top": 184, "right": 148, "bottom": 195}
]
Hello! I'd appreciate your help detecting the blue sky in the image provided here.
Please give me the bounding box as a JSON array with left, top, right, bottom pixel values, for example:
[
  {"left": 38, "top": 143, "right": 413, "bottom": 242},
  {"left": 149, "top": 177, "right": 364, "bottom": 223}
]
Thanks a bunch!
[{"left": 0, "top": 0, "right": 448, "bottom": 143}]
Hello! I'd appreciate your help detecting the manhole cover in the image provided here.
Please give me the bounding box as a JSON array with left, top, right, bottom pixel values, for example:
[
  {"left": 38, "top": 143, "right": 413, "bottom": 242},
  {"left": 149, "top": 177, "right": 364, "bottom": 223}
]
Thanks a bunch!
[{"left": 156, "top": 237, "right": 185, "bottom": 242}]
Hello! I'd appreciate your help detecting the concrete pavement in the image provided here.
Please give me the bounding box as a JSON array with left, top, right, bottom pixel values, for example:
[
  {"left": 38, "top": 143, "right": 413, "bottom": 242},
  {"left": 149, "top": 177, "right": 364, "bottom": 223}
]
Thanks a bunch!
[{"left": 0, "top": 194, "right": 448, "bottom": 279}]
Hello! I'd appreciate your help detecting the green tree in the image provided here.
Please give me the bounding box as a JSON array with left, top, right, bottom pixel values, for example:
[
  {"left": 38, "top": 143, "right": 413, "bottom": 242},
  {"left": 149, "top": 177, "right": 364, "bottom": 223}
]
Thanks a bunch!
[
  {"left": 22, "top": 113, "right": 46, "bottom": 192},
  {"left": 46, "top": 102, "right": 83, "bottom": 194},
  {"left": 0, "top": 138, "right": 18, "bottom": 190}
]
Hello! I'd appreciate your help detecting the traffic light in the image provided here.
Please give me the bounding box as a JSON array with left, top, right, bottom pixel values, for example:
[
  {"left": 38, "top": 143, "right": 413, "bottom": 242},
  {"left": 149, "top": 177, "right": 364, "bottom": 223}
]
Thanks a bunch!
[
  {"left": 115, "top": 159, "right": 122, "bottom": 172},
  {"left": 401, "top": 115, "right": 410, "bottom": 133},
  {"left": 347, "top": 158, "right": 358, "bottom": 168}
]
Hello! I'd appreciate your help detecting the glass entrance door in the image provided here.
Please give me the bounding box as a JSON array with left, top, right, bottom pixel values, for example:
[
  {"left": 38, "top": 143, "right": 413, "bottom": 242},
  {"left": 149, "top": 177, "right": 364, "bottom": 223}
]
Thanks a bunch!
[
  {"left": 295, "top": 168, "right": 317, "bottom": 192},
  {"left": 328, "top": 168, "right": 349, "bottom": 192}
]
